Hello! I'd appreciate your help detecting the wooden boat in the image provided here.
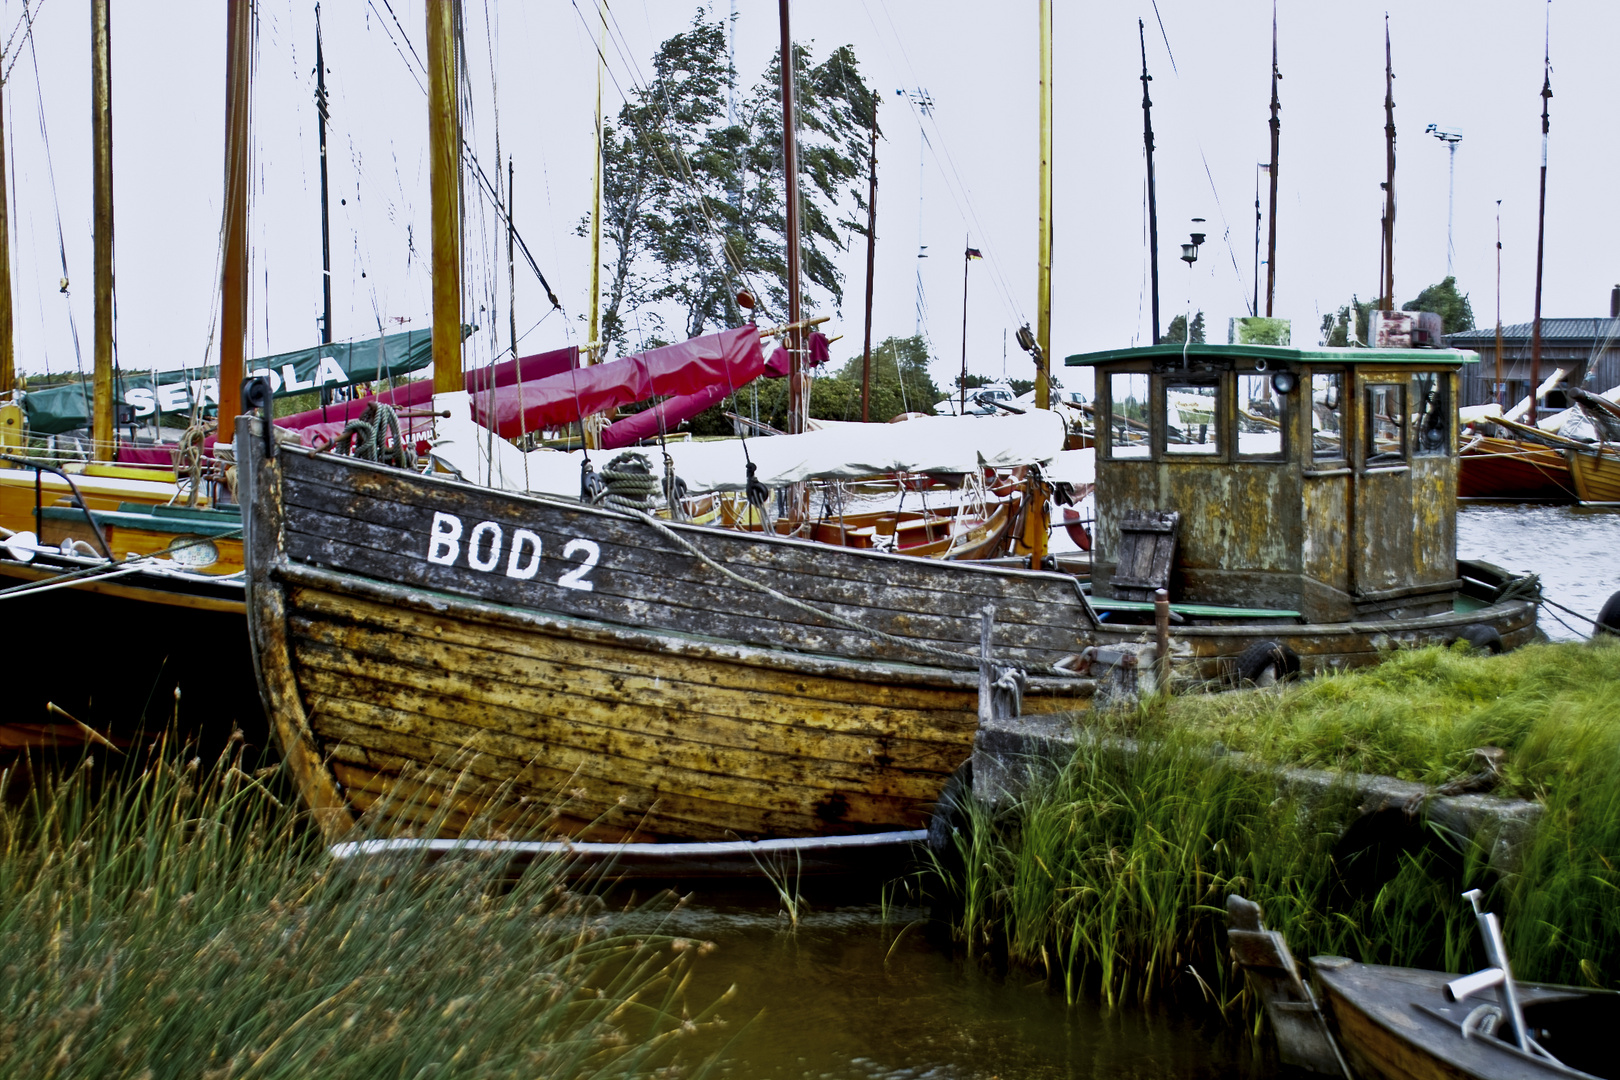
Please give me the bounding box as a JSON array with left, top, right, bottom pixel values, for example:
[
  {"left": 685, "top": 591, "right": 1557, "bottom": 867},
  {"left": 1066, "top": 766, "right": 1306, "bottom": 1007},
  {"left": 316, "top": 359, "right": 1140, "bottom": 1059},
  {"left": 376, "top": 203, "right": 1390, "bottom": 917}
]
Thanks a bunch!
[
  {"left": 1566, "top": 445, "right": 1620, "bottom": 505},
  {"left": 1459, "top": 434, "right": 1576, "bottom": 501},
  {"left": 1069, "top": 343, "right": 1542, "bottom": 684},
  {"left": 1314, "top": 958, "right": 1619, "bottom": 1080},
  {"left": 238, "top": 419, "right": 1102, "bottom": 845},
  {"left": 1228, "top": 894, "right": 1619, "bottom": 1080}
]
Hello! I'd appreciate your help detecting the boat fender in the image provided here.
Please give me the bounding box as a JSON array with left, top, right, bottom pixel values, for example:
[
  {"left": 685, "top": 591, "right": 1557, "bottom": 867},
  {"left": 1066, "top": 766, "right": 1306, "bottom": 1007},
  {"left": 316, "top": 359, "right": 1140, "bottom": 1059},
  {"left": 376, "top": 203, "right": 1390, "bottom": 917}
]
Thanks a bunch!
[
  {"left": 1597, "top": 591, "right": 1620, "bottom": 637},
  {"left": 1234, "top": 641, "right": 1301, "bottom": 687},
  {"left": 926, "top": 761, "right": 974, "bottom": 868},
  {"left": 1451, "top": 624, "right": 1504, "bottom": 654}
]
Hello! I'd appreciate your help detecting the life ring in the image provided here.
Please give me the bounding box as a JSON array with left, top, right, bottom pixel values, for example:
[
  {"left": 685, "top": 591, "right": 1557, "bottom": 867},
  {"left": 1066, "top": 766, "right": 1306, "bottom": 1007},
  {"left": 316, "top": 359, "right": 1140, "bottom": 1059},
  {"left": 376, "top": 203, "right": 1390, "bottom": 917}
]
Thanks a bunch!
[{"left": 1061, "top": 506, "right": 1092, "bottom": 551}]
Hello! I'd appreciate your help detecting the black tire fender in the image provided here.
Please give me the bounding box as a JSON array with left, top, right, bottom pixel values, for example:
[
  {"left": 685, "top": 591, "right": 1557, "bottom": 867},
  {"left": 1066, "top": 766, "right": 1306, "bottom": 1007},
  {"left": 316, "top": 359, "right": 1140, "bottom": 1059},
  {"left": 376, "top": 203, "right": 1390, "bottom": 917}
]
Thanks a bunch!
[
  {"left": 927, "top": 761, "right": 973, "bottom": 864},
  {"left": 1235, "top": 640, "right": 1301, "bottom": 686},
  {"left": 1597, "top": 591, "right": 1620, "bottom": 637},
  {"left": 1453, "top": 623, "right": 1504, "bottom": 654}
]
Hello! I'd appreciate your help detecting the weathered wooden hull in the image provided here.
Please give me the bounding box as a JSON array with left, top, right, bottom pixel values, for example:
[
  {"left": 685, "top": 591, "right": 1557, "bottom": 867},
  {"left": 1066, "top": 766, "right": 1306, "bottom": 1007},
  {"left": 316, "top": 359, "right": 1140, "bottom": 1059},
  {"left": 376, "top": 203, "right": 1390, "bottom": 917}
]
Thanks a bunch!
[
  {"left": 1567, "top": 446, "right": 1620, "bottom": 505},
  {"left": 1458, "top": 437, "right": 1575, "bottom": 501},
  {"left": 1314, "top": 958, "right": 1618, "bottom": 1080},
  {"left": 240, "top": 423, "right": 1101, "bottom": 845},
  {"left": 1093, "top": 595, "right": 1539, "bottom": 683}
]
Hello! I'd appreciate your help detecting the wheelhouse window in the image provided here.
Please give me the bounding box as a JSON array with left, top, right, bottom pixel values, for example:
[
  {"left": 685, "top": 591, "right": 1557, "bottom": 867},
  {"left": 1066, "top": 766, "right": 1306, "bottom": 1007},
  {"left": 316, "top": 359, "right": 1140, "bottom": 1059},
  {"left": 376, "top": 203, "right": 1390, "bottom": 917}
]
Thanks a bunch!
[
  {"left": 1311, "top": 372, "right": 1344, "bottom": 460},
  {"left": 1365, "top": 383, "right": 1406, "bottom": 464},
  {"left": 1236, "top": 374, "right": 1284, "bottom": 459},
  {"left": 1107, "top": 372, "right": 1151, "bottom": 459},
  {"left": 1163, "top": 381, "right": 1220, "bottom": 456},
  {"left": 1410, "top": 371, "right": 1450, "bottom": 456}
]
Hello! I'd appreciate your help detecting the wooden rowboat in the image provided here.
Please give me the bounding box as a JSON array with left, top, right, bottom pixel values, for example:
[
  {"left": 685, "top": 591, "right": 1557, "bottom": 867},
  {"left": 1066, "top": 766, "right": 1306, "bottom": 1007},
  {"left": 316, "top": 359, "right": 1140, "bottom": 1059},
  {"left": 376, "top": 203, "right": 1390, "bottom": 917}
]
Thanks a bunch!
[
  {"left": 1314, "top": 958, "right": 1618, "bottom": 1080},
  {"left": 238, "top": 419, "right": 1101, "bottom": 846},
  {"left": 1459, "top": 435, "right": 1576, "bottom": 501},
  {"left": 1566, "top": 444, "right": 1620, "bottom": 505}
]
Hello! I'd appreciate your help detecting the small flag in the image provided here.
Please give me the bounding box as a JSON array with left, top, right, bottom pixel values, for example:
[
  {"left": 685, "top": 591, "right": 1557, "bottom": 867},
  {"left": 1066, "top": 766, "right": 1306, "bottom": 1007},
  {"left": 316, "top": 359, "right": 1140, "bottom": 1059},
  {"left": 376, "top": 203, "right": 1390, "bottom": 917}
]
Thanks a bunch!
[
  {"left": 965, "top": 247, "right": 984, "bottom": 260},
  {"left": 1258, "top": 163, "right": 1271, "bottom": 172}
]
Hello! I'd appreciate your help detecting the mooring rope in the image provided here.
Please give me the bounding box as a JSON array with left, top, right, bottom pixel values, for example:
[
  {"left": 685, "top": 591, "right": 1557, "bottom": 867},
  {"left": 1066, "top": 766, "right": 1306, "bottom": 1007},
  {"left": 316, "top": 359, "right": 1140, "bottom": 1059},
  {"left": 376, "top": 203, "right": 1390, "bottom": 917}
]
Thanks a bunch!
[
  {"left": 607, "top": 503, "right": 1055, "bottom": 676},
  {"left": 0, "top": 529, "right": 244, "bottom": 601},
  {"left": 592, "top": 452, "right": 662, "bottom": 513}
]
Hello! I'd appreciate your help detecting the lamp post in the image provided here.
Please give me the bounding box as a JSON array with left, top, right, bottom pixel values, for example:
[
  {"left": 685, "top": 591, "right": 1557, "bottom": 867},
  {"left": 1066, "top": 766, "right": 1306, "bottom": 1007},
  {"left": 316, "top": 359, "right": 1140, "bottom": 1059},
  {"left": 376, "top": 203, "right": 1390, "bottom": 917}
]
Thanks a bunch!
[
  {"left": 1179, "top": 218, "right": 1205, "bottom": 354},
  {"left": 1425, "top": 124, "right": 1462, "bottom": 279}
]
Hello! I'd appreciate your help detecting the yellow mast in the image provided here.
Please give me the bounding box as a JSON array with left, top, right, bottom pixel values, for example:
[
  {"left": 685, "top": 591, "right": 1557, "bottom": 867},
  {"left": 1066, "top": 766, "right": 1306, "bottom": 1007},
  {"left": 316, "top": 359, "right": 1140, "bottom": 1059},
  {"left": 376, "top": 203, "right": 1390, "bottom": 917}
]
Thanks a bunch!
[
  {"left": 1034, "top": 0, "right": 1052, "bottom": 412},
  {"left": 220, "top": 0, "right": 253, "bottom": 442},
  {"left": 0, "top": 59, "right": 13, "bottom": 398},
  {"left": 90, "top": 0, "right": 114, "bottom": 459},
  {"left": 428, "top": 0, "right": 462, "bottom": 395},
  {"left": 583, "top": 0, "right": 605, "bottom": 450}
]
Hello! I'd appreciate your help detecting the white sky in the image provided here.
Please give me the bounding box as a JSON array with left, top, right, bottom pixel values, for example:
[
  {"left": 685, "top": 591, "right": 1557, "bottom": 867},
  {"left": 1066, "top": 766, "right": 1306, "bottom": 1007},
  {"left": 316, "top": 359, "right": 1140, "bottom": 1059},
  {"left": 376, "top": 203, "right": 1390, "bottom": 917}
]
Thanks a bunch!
[{"left": 4, "top": 0, "right": 1616, "bottom": 403}]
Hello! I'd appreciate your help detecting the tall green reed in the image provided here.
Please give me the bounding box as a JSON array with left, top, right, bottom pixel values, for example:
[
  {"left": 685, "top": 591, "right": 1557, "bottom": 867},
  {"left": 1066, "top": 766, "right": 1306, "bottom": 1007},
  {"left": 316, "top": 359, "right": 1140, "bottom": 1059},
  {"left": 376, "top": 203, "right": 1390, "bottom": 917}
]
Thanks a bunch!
[
  {"left": 932, "top": 641, "right": 1620, "bottom": 1009},
  {"left": 0, "top": 736, "right": 727, "bottom": 1079}
]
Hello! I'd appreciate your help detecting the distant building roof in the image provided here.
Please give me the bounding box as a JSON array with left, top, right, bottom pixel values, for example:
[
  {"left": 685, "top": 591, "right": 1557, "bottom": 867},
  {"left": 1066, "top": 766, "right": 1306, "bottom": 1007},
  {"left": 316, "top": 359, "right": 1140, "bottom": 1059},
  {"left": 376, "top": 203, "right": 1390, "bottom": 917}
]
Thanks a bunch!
[{"left": 1448, "top": 318, "right": 1620, "bottom": 344}]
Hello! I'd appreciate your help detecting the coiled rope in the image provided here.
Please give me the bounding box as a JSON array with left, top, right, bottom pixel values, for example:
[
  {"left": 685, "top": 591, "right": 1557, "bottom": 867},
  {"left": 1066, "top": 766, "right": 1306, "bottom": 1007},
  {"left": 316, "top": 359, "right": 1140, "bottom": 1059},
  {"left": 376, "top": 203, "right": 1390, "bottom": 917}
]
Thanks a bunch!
[{"left": 332, "top": 402, "right": 411, "bottom": 469}]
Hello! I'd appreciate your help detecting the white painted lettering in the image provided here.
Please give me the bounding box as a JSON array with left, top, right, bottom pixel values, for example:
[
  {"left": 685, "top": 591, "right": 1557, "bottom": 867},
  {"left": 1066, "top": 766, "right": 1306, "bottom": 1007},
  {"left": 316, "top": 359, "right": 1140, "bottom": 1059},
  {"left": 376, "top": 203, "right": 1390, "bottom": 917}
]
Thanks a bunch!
[
  {"left": 426, "top": 511, "right": 462, "bottom": 565},
  {"left": 315, "top": 356, "right": 348, "bottom": 387},
  {"left": 557, "top": 538, "right": 600, "bottom": 592},
  {"left": 190, "top": 378, "right": 221, "bottom": 406},
  {"left": 125, "top": 388, "right": 155, "bottom": 418},
  {"left": 467, "top": 520, "right": 504, "bottom": 572},
  {"left": 157, "top": 382, "right": 191, "bottom": 413},
  {"left": 281, "top": 363, "right": 314, "bottom": 392},
  {"left": 247, "top": 367, "right": 284, "bottom": 394},
  {"left": 506, "top": 528, "right": 542, "bottom": 580}
]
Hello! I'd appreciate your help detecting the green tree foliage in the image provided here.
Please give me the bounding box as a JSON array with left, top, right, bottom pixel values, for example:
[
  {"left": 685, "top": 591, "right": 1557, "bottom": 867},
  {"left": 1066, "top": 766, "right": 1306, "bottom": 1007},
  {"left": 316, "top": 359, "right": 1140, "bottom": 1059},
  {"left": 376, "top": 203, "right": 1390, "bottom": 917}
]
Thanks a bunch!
[
  {"left": 955, "top": 373, "right": 1034, "bottom": 396},
  {"left": 688, "top": 334, "right": 940, "bottom": 434},
  {"left": 1321, "top": 296, "right": 1375, "bottom": 347},
  {"left": 1403, "top": 276, "right": 1475, "bottom": 335},
  {"left": 1164, "top": 311, "right": 1206, "bottom": 344},
  {"left": 589, "top": 15, "right": 876, "bottom": 356}
]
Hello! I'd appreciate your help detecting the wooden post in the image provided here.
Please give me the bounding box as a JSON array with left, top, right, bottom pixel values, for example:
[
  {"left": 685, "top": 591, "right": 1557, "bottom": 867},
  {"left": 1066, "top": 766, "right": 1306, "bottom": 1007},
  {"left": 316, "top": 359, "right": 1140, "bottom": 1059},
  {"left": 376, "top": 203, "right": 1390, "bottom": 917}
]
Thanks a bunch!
[
  {"left": 860, "top": 91, "right": 877, "bottom": 423},
  {"left": 1154, "top": 588, "right": 1171, "bottom": 695},
  {"left": 778, "top": 0, "right": 804, "bottom": 435},
  {"left": 959, "top": 238, "right": 970, "bottom": 413},
  {"left": 1034, "top": 0, "right": 1052, "bottom": 410},
  {"left": 428, "top": 0, "right": 462, "bottom": 396},
  {"left": 91, "top": 0, "right": 114, "bottom": 460},
  {"left": 1265, "top": 1, "right": 1280, "bottom": 317},
  {"left": 977, "top": 605, "right": 996, "bottom": 727},
  {"left": 1495, "top": 201, "right": 1504, "bottom": 408},
  {"left": 0, "top": 53, "right": 13, "bottom": 397},
  {"left": 220, "top": 0, "right": 252, "bottom": 440}
]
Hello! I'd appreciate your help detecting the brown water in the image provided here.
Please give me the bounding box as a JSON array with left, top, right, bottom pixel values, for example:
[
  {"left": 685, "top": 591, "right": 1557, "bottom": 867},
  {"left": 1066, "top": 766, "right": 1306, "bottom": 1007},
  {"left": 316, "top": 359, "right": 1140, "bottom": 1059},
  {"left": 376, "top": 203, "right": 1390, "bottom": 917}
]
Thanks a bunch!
[
  {"left": 608, "top": 899, "right": 1249, "bottom": 1080},
  {"left": 1458, "top": 503, "right": 1620, "bottom": 640}
]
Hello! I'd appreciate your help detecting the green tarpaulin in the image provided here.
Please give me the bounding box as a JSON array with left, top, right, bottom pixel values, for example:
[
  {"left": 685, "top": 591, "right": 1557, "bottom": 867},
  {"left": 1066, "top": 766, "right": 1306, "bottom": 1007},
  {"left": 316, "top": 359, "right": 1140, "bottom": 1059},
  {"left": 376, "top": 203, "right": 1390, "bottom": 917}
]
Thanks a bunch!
[{"left": 20, "top": 328, "right": 435, "bottom": 435}]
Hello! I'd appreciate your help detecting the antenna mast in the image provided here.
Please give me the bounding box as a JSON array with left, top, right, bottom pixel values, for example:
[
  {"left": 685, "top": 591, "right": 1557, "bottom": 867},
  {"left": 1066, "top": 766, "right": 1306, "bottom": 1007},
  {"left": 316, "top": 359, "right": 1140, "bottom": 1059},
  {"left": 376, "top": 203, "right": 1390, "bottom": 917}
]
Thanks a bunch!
[
  {"left": 1265, "top": 1, "right": 1280, "bottom": 316},
  {"left": 1139, "top": 19, "right": 1160, "bottom": 344},
  {"left": 1382, "top": 14, "right": 1396, "bottom": 311},
  {"left": 1530, "top": 6, "right": 1552, "bottom": 426}
]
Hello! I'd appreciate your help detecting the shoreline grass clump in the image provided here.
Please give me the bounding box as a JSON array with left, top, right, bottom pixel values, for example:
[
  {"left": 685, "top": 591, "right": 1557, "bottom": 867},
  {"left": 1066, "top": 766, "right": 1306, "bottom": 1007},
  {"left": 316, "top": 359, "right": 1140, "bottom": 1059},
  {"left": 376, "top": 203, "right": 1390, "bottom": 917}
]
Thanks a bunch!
[
  {"left": 0, "top": 737, "right": 727, "bottom": 1079},
  {"left": 933, "top": 640, "right": 1620, "bottom": 1009}
]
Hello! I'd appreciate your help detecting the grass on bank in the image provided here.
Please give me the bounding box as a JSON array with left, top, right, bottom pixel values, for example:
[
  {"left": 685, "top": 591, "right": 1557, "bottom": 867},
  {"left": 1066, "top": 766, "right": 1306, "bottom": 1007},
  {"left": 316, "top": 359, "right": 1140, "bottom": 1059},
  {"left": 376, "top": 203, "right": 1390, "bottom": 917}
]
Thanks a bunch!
[
  {"left": 934, "top": 640, "right": 1620, "bottom": 1009},
  {"left": 0, "top": 737, "right": 728, "bottom": 1080}
]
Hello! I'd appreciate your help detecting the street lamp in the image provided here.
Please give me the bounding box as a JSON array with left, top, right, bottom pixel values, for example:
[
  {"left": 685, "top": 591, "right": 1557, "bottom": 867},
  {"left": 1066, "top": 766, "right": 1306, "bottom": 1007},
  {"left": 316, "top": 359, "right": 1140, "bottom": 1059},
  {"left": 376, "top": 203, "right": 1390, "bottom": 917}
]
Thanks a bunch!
[
  {"left": 1425, "top": 124, "right": 1463, "bottom": 279},
  {"left": 1178, "top": 219, "right": 1205, "bottom": 354}
]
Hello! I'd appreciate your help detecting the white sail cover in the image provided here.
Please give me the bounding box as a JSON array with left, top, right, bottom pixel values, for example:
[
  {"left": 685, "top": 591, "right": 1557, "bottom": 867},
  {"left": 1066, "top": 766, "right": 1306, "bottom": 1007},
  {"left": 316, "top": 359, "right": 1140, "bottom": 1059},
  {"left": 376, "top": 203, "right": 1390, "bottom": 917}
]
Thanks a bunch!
[
  {"left": 660, "top": 410, "right": 1068, "bottom": 493},
  {"left": 435, "top": 408, "right": 1070, "bottom": 498}
]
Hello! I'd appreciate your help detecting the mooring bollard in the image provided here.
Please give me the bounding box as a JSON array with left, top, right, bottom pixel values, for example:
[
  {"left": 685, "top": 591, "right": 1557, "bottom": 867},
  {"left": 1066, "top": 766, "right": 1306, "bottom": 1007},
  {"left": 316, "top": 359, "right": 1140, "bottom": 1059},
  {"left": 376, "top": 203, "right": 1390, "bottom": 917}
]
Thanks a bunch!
[{"left": 1154, "top": 588, "right": 1171, "bottom": 694}]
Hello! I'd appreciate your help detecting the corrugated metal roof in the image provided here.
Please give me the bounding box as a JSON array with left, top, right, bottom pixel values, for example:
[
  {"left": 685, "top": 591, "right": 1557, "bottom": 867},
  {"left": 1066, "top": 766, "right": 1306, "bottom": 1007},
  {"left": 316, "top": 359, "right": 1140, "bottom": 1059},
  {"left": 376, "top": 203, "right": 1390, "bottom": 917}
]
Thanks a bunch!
[{"left": 1448, "top": 318, "right": 1620, "bottom": 343}]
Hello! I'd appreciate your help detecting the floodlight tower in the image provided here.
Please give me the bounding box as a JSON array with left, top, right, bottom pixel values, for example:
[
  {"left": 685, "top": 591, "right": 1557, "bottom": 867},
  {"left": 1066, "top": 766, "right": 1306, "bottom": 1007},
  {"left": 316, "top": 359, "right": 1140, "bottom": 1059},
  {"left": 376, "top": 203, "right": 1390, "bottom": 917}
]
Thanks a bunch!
[
  {"left": 1425, "top": 124, "right": 1463, "bottom": 278},
  {"left": 899, "top": 87, "right": 935, "bottom": 337}
]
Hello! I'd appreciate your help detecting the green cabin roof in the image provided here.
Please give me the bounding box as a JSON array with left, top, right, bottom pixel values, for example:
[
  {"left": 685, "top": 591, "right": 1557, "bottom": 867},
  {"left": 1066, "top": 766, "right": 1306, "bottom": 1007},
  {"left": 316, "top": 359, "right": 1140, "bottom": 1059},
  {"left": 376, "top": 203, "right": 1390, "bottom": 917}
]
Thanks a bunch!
[{"left": 1064, "top": 343, "right": 1480, "bottom": 368}]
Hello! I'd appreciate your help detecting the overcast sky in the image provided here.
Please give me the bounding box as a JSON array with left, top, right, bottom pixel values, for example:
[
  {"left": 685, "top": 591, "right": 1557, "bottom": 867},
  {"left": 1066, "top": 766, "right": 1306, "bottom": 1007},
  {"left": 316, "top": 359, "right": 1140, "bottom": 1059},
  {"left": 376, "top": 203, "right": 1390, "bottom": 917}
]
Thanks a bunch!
[{"left": 4, "top": 0, "right": 1616, "bottom": 401}]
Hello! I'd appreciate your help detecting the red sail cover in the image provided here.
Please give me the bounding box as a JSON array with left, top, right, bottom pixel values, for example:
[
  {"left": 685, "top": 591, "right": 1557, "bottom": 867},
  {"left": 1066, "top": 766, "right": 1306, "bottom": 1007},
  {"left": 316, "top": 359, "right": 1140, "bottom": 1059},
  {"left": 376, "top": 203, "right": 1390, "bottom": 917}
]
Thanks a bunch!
[{"left": 472, "top": 326, "right": 764, "bottom": 440}]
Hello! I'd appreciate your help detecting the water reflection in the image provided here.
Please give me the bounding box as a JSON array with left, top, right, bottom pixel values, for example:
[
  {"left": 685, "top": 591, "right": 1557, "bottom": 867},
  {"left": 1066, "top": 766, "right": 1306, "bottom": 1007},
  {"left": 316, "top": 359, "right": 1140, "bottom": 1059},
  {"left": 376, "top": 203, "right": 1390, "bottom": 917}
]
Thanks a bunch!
[
  {"left": 611, "top": 901, "right": 1244, "bottom": 1080},
  {"left": 1458, "top": 503, "right": 1620, "bottom": 640}
]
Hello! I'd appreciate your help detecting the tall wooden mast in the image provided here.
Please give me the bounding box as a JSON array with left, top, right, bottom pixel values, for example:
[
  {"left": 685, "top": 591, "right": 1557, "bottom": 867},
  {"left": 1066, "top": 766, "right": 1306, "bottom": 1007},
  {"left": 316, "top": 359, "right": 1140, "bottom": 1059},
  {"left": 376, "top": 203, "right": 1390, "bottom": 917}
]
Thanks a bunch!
[
  {"left": 1034, "top": 0, "right": 1052, "bottom": 410},
  {"left": 428, "top": 0, "right": 462, "bottom": 395},
  {"left": 1381, "top": 15, "right": 1396, "bottom": 311},
  {"left": 90, "top": 0, "right": 114, "bottom": 459},
  {"left": 860, "top": 91, "right": 877, "bottom": 423},
  {"left": 1265, "top": 1, "right": 1280, "bottom": 317},
  {"left": 777, "top": 0, "right": 804, "bottom": 434},
  {"left": 1530, "top": 24, "right": 1552, "bottom": 426},
  {"left": 315, "top": 4, "right": 333, "bottom": 358},
  {"left": 221, "top": 0, "right": 252, "bottom": 436},
  {"left": 1139, "top": 19, "right": 1160, "bottom": 344},
  {"left": 584, "top": 0, "right": 604, "bottom": 449},
  {"left": 0, "top": 50, "right": 13, "bottom": 397}
]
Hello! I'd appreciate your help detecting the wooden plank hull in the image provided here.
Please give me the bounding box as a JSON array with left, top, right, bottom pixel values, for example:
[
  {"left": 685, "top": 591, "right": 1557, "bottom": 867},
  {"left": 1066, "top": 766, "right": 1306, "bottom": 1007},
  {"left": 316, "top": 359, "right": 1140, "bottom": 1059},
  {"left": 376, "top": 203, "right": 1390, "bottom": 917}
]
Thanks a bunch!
[
  {"left": 239, "top": 423, "right": 1101, "bottom": 845},
  {"left": 1314, "top": 958, "right": 1618, "bottom": 1080},
  {"left": 1458, "top": 437, "right": 1575, "bottom": 501},
  {"left": 1568, "top": 446, "right": 1620, "bottom": 505}
]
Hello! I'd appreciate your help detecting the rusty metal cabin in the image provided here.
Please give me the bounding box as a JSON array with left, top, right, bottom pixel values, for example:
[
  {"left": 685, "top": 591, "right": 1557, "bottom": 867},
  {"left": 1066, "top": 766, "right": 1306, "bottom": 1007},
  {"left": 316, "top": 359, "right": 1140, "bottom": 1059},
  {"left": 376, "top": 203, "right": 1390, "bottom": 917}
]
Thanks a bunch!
[{"left": 1067, "top": 343, "right": 1479, "bottom": 624}]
